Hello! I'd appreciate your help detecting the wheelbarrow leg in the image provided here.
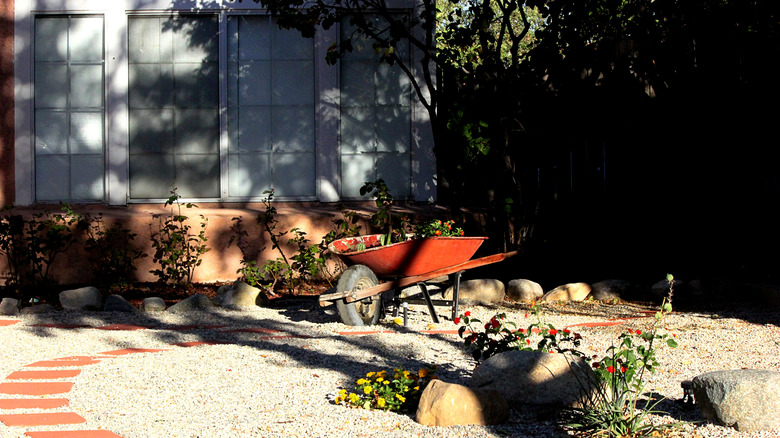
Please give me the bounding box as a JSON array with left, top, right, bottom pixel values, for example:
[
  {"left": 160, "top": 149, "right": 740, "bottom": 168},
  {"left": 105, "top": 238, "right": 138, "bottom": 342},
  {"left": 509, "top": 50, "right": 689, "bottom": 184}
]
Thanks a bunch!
[
  {"left": 419, "top": 283, "right": 439, "bottom": 324},
  {"left": 450, "top": 271, "right": 464, "bottom": 321}
]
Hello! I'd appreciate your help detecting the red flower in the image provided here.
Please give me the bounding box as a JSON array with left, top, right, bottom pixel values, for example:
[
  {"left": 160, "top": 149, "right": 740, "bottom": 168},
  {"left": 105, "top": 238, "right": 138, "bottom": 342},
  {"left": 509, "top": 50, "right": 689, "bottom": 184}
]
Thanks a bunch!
[
  {"left": 627, "top": 329, "right": 634, "bottom": 334},
  {"left": 524, "top": 313, "right": 529, "bottom": 318},
  {"left": 434, "top": 230, "right": 442, "bottom": 236},
  {"left": 464, "top": 311, "right": 471, "bottom": 317},
  {"left": 563, "top": 329, "right": 570, "bottom": 335},
  {"left": 621, "top": 366, "right": 627, "bottom": 373},
  {"left": 526, "top": 339, "right": 531, "bottom": 345},
  {"left": 454, "top": 317, "right": 461, "bottom": 325},
  {"left": 636, "top": 330, "right": 642, "bottom": 335},
  {"left": 549, "top": 329, "right": 558, "bottom": 336},
  {"left": 490, "top": 318, "right": 500, "bottom": 328},
  {"left": 607, "top": 366, "right": 615, "bottom": 374},
  {"left": 459, "top": 230, "right": 464, "bottom": 236}
]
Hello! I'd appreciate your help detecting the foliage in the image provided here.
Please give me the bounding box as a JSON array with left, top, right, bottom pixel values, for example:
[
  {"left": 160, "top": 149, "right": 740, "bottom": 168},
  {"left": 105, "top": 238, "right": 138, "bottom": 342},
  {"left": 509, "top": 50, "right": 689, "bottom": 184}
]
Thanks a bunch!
[
  {"left": 288, "top": 227, "right": 327, "bottom": 286},
  {"left": 456, "top": 307, "right": 583, "bottom": 362},
  {"left": 563, "top": 274, "right": 681, "bottom": 438},
  {"left": 414, "top": 219, "right": 464, "bottom": 238},
  {"left": 149, "top": 188, "right": 210, "bottom": 285},
  {"left": 318, "top": 208, "right": 363, "bottom": 282},
  {"left": 334, "top": 366, "right": 438, "bottom": 413},
  {"left": 360, "top": 180, "right": 409, "bottom": 246},
  {"left": 82, "top": 213, "right": 147, "bottom": 288},
  {"left": 0, "top": 212, "right": 27, "bottom": 288},
  {"left": 228, "top": 216, "right": 268, "bottom": 289}
]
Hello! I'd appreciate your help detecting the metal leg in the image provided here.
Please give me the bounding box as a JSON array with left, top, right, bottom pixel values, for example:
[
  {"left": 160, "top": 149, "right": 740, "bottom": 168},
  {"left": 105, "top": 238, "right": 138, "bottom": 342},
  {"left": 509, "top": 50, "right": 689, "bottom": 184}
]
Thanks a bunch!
[
  {"left": 419, "top": 283, "right": 440, "bottom": 324},
  {"left": 451, "top": 271, "right": 463, "bottom": 320}
]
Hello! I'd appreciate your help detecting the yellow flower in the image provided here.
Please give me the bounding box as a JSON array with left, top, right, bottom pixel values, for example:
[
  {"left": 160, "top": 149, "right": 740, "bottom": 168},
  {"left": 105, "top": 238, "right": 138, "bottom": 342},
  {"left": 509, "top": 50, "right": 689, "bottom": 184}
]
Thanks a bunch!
[
  {"left": 366, "top": 372, "right": 375, "bottom": 378},
  {"left": 393, "top": 317, "right": 403, "bottom": 325},
  {"left": 403, "top": 371, "right": 411, "bottom": 379},
  {"left": 414, "top": 386, "right": 420, "bottom": 391},
  {"left": 418, "top": 368, "right": 429, "bottom": 378},
  {"left": 356, "top": 379, "right": 367, "bottom": 385},
  {"left": 377, "top": 397, "right": 386, "bottom": 408},
  {"left": 349, "top": 393, "right": 360, "bottom": 403},
  {"left": 377, "top": 370, "right": 387, "bottom": 378},
  {"left": 339, "top": 389, "right": 347, "bottom": 396},
  {"left": 395, "top": 394, "right": 406, "bottom": 403},
  {"left": 363, "top": 386, "right": 373, "bottom": 395}
]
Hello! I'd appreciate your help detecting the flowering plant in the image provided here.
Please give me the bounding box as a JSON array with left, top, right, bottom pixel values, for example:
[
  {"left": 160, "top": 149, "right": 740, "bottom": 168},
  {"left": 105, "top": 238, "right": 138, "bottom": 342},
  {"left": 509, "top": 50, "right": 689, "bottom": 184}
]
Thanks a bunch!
[
  {"left": 414, "top": 219, "right": 465, "bottom": 238},
  {"left": 455, "top": 307, "right": 582, "bottom": 362},
  {"left": 334, "top": 365, "right": 438, "bottom": 412}
]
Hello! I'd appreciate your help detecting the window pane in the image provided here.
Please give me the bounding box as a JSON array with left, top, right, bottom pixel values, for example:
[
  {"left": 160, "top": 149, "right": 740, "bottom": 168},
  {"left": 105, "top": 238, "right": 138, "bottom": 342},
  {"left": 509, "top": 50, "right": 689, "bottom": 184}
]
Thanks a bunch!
[
  {"left": 273, "top": 153, "right": 315, "bottom": 196},
  {"left": 237, "top": 61, "right": 271, "bottom": 106},
  {"left": 128, "top": 64, "right": 174, "bottom": 108},
  {"left": 70, "top": 65, "right": 103, "bottom": 108},
  {"left": 34, "top": 18, "right": 68, "bottom": 61},
  {"left": 71, "top": 155, "right": 104, "bottom": 199},
  {"left": 174, "top": 62, "right": 219, "bottom": 108},
  {"left": 70, "top": 112, "right": 103, "bottom": 154},
  {"left": 129, "top": 109, "right": 175, "bottom": 154},
  {"left": 129, "top": 154, "right": 175, "bottom": 199},
  {"left": 35, "top": 155, "right": 70, "bottom": 200},
  {"left": 273, "top": 107, "right": 314, "bottom": 152},
  {"left": 175, "top": 154, "right": 220, "bottom": 197},
  {"left": 175, "top": 109, "right": 219, "bottom": 154},
  {"left": 228, "top": 153, "right": 271, "bottom": 197},
  {"left": 35, "top": 64, "right": 68, "bottom": 108},
  {"left": 340, "top": 107, "right": 375, "bottom": 154},
  {"left": 70, "top": 16, "right": 103, "bottom": 62},
  {"left": 272, "top": 60, "right": 313, "bottom": 105},
  {"left": 237, "top": 106, "right": 272, "bottom": 152},
  {"left": 341, "top": 154, "right": 375, "bottom": 197},
  {"left": 35, "top": 111, "right": 68, "bottom": 155}
]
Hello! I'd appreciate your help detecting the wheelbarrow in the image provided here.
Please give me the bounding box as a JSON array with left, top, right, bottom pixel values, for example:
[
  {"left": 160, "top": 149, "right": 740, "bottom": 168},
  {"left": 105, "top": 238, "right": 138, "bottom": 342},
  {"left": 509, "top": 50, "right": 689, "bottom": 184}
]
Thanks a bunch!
[{"left": 319, "top": 234, "right": 517, "bottom": 326}]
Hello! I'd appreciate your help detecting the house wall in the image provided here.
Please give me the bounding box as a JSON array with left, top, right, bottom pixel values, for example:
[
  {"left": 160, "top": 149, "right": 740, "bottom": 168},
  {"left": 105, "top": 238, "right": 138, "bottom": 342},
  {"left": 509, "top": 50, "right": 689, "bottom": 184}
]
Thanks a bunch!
[{"left": 0, "top": 0, "right": 13, "bottom": 206}]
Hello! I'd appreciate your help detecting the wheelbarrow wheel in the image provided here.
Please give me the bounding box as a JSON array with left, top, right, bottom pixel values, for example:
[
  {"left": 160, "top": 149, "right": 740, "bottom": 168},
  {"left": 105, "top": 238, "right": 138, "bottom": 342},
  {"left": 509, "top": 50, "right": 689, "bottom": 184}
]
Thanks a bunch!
[{"left": 335, "top": 265, "right": 381, "bottom": 326}]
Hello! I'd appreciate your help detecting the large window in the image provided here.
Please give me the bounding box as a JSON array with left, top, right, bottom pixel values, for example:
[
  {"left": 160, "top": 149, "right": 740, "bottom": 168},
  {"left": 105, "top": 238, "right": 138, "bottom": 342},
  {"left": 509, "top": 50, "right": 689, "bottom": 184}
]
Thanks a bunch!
[
  {"left": 34, "top": 15, "right": 105, "bottom": 202},
  {"left": 340, "top": 16, "right": 412, "bottom": 198}
]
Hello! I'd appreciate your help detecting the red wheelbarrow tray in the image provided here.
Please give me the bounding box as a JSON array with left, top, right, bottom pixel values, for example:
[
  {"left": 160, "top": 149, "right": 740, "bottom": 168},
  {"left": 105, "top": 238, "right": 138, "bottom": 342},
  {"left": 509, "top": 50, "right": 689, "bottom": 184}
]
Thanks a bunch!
[{"left": 327, "top": 234, "right": 488, "bottom": 278}]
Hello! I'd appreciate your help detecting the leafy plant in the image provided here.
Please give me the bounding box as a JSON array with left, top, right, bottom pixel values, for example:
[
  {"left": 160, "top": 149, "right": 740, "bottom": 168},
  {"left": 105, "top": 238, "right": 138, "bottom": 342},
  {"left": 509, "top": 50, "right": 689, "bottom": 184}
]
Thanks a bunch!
[
  {"left": 0, "top": 213, "right": 27, "bottom": 289},
  {"left": 414, "top": 219, "right": 465, "bottom": 238},
  {"left": 456, "top": 307, "right": 583, "bottom": 362},
  {"left": 563, "top": 274, "right": 681, "bottom": 438},
  {"left": 360, "top": 180, "right": 409, "bottom": 245},
  {"left": 334, "top": 366, "right": 438, "bottom": 413},
  {"left": 317, "top": 208, "right": 363, "bottom": 283},
  {"left": 149, "top": 188, "right": 210, "bottom": 285},
  {"left": 288, "top": 227, "right": 326, "bottom": 287},
  {"left": 83, "top": 213, "right": 147, "bottom": 288},
  {"left": 228, "top": 216, "right": 268, "bottom": 289}
]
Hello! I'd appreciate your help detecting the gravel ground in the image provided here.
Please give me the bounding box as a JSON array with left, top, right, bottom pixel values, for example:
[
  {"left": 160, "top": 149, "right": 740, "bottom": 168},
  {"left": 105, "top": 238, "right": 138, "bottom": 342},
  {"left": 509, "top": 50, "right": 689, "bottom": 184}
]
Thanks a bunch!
[{"left": 1, "top": 298, "right": 779, "bottom": 438}]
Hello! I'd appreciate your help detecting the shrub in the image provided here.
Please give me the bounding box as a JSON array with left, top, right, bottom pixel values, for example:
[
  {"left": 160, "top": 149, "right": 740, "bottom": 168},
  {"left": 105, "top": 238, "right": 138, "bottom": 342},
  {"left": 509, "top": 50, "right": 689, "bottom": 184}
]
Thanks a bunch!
[{"left": 334, "top": 366, "right": 438, "bottom": 413}]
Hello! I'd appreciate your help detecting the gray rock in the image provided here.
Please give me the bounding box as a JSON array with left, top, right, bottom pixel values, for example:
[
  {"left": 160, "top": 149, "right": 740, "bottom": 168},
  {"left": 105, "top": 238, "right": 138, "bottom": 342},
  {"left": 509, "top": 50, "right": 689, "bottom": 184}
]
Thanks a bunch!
[
  {"left": 232, "top": 280, "right": 268, "bottom": 307},
  {"left": 443, "top": 279, "right": 505, "bottom": 304},
  {"left": 471, "top": 350, "right": 596, "bottom": 412},
  {"left": 590, "top": 279, "right": 632, "bottom": 301},
  {"left": 20, "top": 303, "right": 57, "bottom": 314},
  {"left": 167, "top": 293, "right": 214, "bottom": 313},
  {"left": 103, "top": 294, "right": 137, "bottom": 312},
  {"left": 0, "top": 297, "right": 20, "bottom": 316},
  {"left": 416, "top": 379, "right": 508, "bottom": 426},
  {"left": 59, "top": 286, "right": 102, "bottom": 310},
  {"left": 140, "top": 297, "right": 166, "bottom": 312},
  {"left": 692, "top": 369, "right": 780, "bottom": 432},
  {"left": 215, "top": 284, "right": 233, "bottom": 306},
  {"left": 506, "top": 279, "right": 543, "bottom": 302},
  {"left": 540, "top": 283, "right": 591, "bottom": 302}
]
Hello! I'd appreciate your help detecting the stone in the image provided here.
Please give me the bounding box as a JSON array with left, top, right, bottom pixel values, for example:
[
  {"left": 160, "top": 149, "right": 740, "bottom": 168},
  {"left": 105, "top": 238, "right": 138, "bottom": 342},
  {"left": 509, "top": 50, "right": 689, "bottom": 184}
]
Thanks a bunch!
[
  {"left": 506, "top": 279, "right": 543, "bottom": 302},
  {"left": 443, "top": 279, "right": 505, "bottom": 304},
  {"left": 0, "top": 298, "right": 20, "bottom": 316},
  {"left": 167, "top": 294, "right": 214, "bottom": 313},
  {"left": 692, "top": 369, "right": 780, "bottom": 432},
  {"left": 539, "top": 283, "right": 591, "bottom": 302},
  {"left": 416, "top": 379, "right": 508, "bottom": 426},
  {"left": 140, "top": 297, "right": 166, "bottom": 312},
  {"left": 471, "top": 350, "right": 596, "bottom": 412},
  {"left": 215, "top": 284, "right": 233, "bottom": 306},
  {"left": 590, "top": 279, "right": 632, "bottom": 301},
  {"left": 59, "top": 286, "right": 102, "bottom": 311},
  {"left": 20, "top": 304, "right": 57, "bottom": 314},
  {"left": 232, "top": 280, "right": 268, "bottom": 307},
  {"left": 103, "top": 294, "right": 136, "bottom": 312}
]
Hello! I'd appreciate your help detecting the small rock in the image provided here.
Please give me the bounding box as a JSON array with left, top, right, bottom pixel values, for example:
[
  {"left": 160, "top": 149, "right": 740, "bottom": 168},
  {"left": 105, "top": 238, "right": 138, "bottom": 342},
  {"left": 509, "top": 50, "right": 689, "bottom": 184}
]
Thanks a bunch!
[
  {"left": 416, "top": 379, "right": 509, "bottom": 426},
  {"left": 59, "top": 286, "right": 102, "bottom": 310},
  {"left": 471, "top": 350, "right": 596, "bottom": 412},
  {"left": 692, "top": 369, "right": 780, "bottom": 432},
  {"left": 103, "top": 294, "right": 137, "bottom": 312},
  {"left": 506, "top": 279, "right": 543, "bottom": 302},
  {"left": 539, "top": 283, "right": 591, "bottom": 302},
  {"left": 20, "top": 304, "right": 57, "bottom": 314},
  {"left": 232, "top": 280, "right": 268, "bottom": 307},
  {"left": 167, "top": 294, "right": 214, "bottom": 313},
  {"left": 443, "top": 279, "right": 505, "bottom": 304},
  {"left": 590, "top": 279, "right": 632, "bottom": 301},
  {"left": 0, "top": 297, "right": 20, "bottom": 316},
  {"left": 140, "top": 297, "right": 166, "bottom": 312}
]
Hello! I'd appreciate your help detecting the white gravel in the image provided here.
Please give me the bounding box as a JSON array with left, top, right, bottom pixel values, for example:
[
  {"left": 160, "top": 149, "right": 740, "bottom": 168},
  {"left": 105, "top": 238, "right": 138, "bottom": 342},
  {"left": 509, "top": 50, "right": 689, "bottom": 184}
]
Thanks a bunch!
[{"left": 1, "top": 299, "right": 779, "bottom": 438}]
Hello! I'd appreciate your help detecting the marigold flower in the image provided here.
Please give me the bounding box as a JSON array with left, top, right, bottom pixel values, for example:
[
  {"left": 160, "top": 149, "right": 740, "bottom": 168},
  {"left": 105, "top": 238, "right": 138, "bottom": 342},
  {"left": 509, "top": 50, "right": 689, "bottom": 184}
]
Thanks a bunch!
[
  {"left": 377, "top": 397, "right": 386, "bottom": 408},
  {"left": 396, "top": 394, "right": 406, "bottom": 403},
  {"left": 435, "top": 230, "right": 442, "bottom": 236},
  {"left": 490, "top": 318, "right": 500, "bottom": 328},
  {"left": 526, "top": 338, "right": 531, "bottom": 345},
  {"left": 366, "top": 372, "right": 375, "bottom": 378},
  {"left": 363, "top": 386, "right": 373, "bottom": 394},
  {"left": 339, "top": 389, "right": 347, "bottom": 396},
  {"left": 349, "top": 393, "right": 360, "bottom": 403},
  {"left": 454, "top": 317, "right": 462, "bottom": 324},
  {"left": 357, "top": 379, "right": 367, "bottom": 385},
  {"left": 636, "top": 330, "right": 642, "bottom": 335},
  {"left": 418, "top": 368, "right": 429, "bottom": 378}
]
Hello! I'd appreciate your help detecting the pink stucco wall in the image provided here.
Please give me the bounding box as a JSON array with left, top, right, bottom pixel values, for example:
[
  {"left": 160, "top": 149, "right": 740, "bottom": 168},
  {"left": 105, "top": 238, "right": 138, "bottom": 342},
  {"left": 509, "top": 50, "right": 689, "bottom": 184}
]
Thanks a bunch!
[{"left": 0, "top": 0, "right": 14, "bottom": 207}]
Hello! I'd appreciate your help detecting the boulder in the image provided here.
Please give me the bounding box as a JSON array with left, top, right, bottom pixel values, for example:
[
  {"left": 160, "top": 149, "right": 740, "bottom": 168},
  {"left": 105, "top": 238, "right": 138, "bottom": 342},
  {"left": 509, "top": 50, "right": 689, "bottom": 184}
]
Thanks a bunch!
[
  {"left": 506, "top": 279, "right": 543, "bottom": 302},
  {"left": 416, "top": 379, "right": 509, "bottom": 426},
  {"left": 590, "top": 279, "right": 632, "bottom": 301},
  {"left": 103, "top": 294, "right": 137, "bottom": 312},
  {"left": 471, "top": 350, "right": 595, "bottom": 412},
  {"left": 167, "top": 293, "right": 214, "bottom": 313},
  {"left": 443, "top": 279, "right": 505, "bottom": 304},
  {"left": 692, "top": 369, "right": 780, "bottom": 432},
  {"left": 141, "top": 297, "right": 167, "bottom": 312},
  {"left": 232, "top": 280, "right": 268, "bottom": 307},
  {"left": 539, "top": 283, "right": 591, "bottom": 302},
  {"left": 59, "top": 286, "right": 102, "bottom": 310},
  {"left": 20, "top": 304, "right": 57, "bottom": 314},
  {"left": 0, "top": 297, "right": 19, "bottom": 316}
]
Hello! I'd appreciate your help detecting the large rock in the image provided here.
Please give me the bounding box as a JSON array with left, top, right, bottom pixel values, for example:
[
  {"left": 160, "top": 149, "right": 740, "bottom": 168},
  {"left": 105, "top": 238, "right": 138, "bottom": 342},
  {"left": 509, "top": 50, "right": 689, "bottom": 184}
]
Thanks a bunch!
[
  {"left": 416, "top": 379, "right": 508, "bottom": 426},
  {"left": 232, "top": 281, "right": 268, "bottom": 307},
  {"left": 590, "top": 279, "right": 632, "bottom": 301},
  {"left": 506, "top": 279, "right": 543, "bottom": 302},
  {"left": 0, "top": 297, "right": 19, "bottom": 316},
  {"left": 20, "top": 304, "right": 57, "bottom": 314},
  {"left": 471, "top": 350, "right": 595, "bottom": 411},
  {"left": 59, "top": 286, "right": 102, "bottom": 310},
  {"left": 103, "top": 294, "right": 137, "bottom": 312},
  {"left": 443, "top": 279, "right": 505, "bottom": 304},
  {"left": 167, "top": 293, "right": 214, "bottom": 313},
  {"left": 539, "top": 283, "right": 591, "bottom": 302},
  {"left": 140, "top": 297, "right": 166, "bottom": 312},
  {"left": 692, "top": 369, "right": 780, "bottom": 432}
]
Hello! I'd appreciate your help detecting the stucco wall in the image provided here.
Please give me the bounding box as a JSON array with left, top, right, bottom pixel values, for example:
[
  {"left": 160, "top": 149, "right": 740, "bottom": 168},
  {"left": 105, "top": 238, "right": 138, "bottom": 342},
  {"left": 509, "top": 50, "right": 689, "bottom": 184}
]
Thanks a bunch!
[{"left": 0, "top": 0, "right": 13, "bottom": 206}]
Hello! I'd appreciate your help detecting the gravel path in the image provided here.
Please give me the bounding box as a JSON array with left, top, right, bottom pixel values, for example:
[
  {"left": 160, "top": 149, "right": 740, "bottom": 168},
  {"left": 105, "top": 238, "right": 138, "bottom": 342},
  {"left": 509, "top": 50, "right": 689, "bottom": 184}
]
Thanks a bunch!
[{"left": 1, "top": 299, "right": 779, "bottom": 438}]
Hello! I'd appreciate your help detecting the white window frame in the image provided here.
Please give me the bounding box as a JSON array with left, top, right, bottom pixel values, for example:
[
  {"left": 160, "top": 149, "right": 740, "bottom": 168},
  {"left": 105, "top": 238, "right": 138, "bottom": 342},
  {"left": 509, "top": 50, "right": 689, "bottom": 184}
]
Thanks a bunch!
[{"left": 13, "top": 0, "right": 436, "bottom": 206}]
